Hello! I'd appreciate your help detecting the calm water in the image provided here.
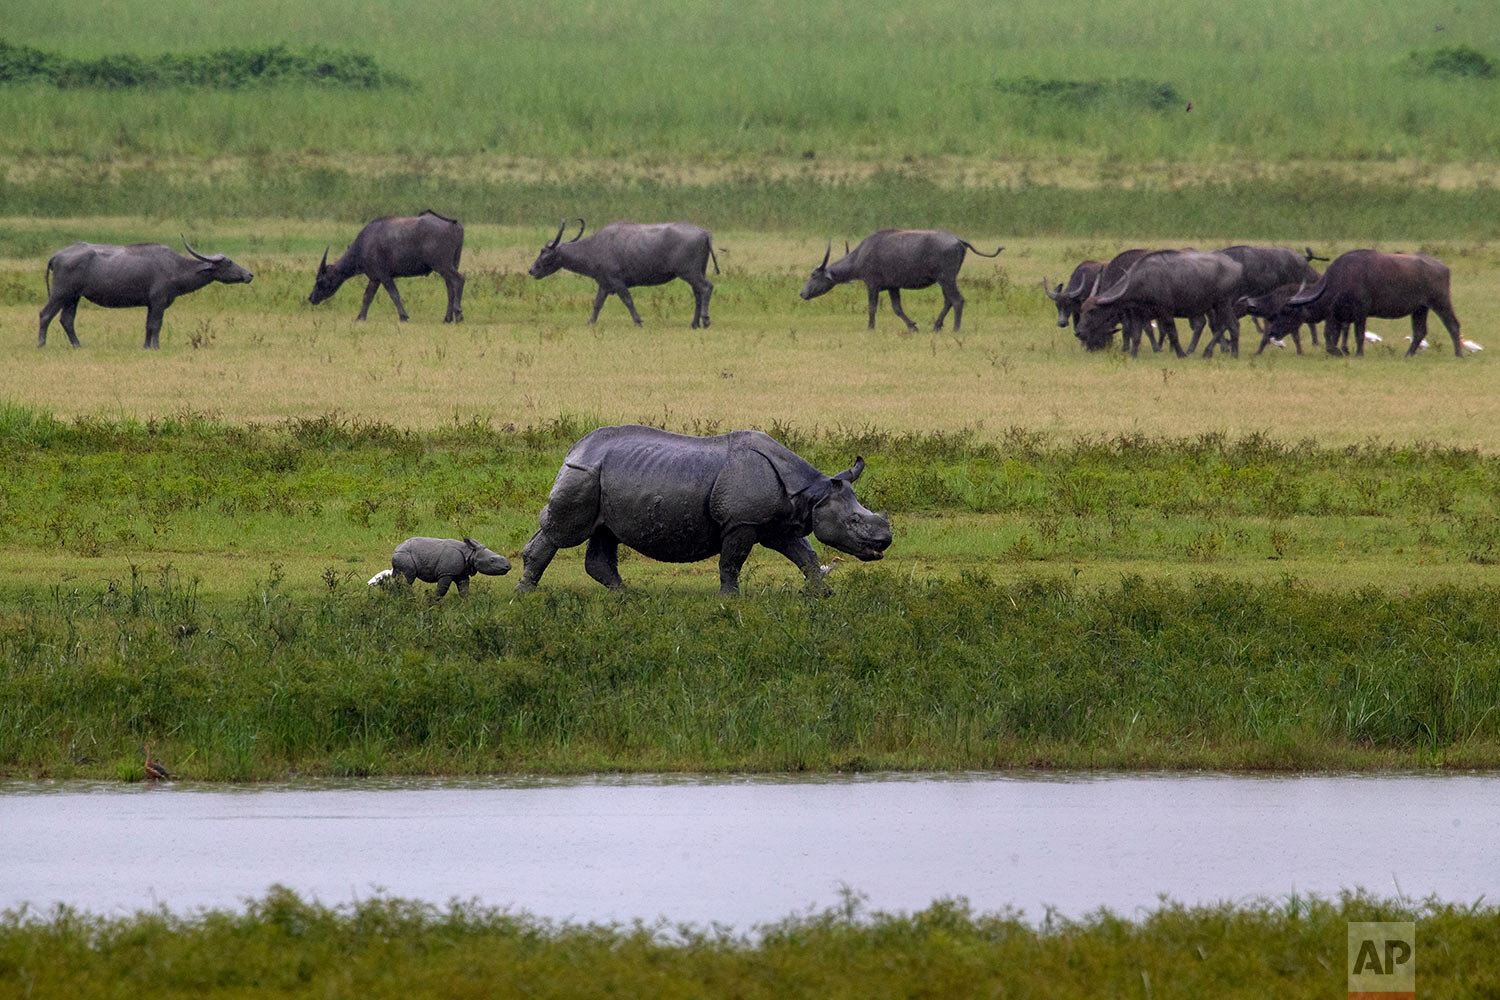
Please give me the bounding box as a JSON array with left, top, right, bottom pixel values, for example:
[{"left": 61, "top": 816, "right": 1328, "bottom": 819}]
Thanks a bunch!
[{"left": 2, "top": 772, "right": 1494, "bottom": 927}]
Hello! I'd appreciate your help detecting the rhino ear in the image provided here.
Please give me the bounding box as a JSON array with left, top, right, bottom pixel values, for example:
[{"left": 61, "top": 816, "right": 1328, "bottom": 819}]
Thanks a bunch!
[
  {"left": 833, "top": 456, "right": 864, "bottom": 483},
  {"left": 462, "top": 537, "right": 479, "bottom": 549}
]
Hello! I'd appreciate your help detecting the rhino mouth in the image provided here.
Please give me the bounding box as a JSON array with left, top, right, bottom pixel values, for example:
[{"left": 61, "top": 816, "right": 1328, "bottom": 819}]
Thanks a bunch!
[{"left": 859, "top": 548, "right": 885, "bottom": 561}]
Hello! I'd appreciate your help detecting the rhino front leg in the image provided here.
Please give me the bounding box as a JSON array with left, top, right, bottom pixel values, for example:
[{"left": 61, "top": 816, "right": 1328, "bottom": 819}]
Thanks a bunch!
[
  {"left": 434, "top": 576, "right": 453, "bottom": 598},
  {"left": 584, "top": 528, "right": 625, "bottom": 590},
  {"left": 763, "top": 535, "right": 830, "bottom": 595},
  {"left": 718, "top": 526, "right": 759, "bottom": 596},
  {"left": 516, "top": 529, "right": 559, "bottom": 593}
]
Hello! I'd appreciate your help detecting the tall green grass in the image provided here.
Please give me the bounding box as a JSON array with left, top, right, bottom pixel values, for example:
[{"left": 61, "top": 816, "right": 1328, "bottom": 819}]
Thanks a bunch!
[
  {"left": 6, "top": 567, "right": 1500, "bottom": 777},
  {"left": 3, "top": 0, "right": 1499, "bottom": 161},
  {"left": 0, "top": 888, "right": 1493, "bottom": 999}
]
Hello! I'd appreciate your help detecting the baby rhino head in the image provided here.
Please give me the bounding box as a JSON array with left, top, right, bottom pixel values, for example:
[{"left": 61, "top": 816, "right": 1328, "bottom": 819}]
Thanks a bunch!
[
  {"left": 809, "top": 458, "right": 892, "bottom": 562},
  {"left": 464, "top": 538, "right": 512, "bottom": 576}
]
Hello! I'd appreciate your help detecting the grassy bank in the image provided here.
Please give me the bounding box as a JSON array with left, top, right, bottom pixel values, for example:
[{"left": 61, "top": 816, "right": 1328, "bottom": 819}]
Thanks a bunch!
[
  {"left": 6, "top": 566, "right": 1500, "bottom": 778},
  {"left": 7, "top": 409, "right": 1500, "bottom": 596},
  {"left": 1, "top": 888, "right": 1493, "bottom": 999}
]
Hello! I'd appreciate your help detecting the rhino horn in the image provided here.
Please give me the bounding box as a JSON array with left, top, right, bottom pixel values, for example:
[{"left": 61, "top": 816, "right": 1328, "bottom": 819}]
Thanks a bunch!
[
  {"left": 833, "top": 456, "right": 865, "bottom": 483},
  {"left": 1041, "top": 278, "right": 1061, "bottom": 301}
]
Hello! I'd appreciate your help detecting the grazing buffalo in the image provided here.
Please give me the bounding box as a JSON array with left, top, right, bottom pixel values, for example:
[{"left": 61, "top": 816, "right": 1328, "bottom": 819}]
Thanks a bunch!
[
  {"left": 528, "top": 219, "right": 719, "bottom": 328},
  {"left": 1042, "top": 260, "right": 1105, "bottom": 331},
  {"left": 38, "top": 238, "right": 253, "bottom": 349},
  {"left": 516, "top": 425, "right": 892, "bottom": 596},
  {"left": 308, "top": 209, "right": 465, "bottom": 322},
  {"left": 1078, "top": 250, "right": 1244, "bottom": 358},
  {"left": 1239, "top": 283, "right": 1328, "bottom": 354},
  {"left": 1287, "top": 250, "right": 1464, "bottom": 357},
  {"left": 368, "top": 536, "right": 511, "bottom": 597},
  {"left": 800, "top": 229, "right": 1003, "bottom": 332}
]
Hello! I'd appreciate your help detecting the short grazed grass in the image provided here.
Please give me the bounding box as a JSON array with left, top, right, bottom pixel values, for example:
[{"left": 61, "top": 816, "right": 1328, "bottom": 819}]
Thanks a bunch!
[{"left": 4, "top": 227, "right": 1498, "bottom": 449}]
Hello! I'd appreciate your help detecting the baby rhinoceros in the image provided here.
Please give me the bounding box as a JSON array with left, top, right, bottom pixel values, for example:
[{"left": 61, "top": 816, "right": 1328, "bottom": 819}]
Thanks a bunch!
[
  {"left": 516, "top": 425, "right": 893, "bottom": 596},
  {"left": 368, "top": 537, "right": 511, "bottom": 597}
]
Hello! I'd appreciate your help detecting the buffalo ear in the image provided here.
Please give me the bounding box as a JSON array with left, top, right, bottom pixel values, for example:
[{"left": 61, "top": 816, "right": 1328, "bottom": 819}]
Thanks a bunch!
[{"left": 833, "top": 456, "right": 865, "bottom": 483}]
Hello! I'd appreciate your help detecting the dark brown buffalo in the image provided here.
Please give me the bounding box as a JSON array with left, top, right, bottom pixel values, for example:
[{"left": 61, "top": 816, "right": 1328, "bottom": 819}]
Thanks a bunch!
[
  {"left": 1287, "top": 250, "right": 1463, "bottom": 357},
  {"left": 1239, "top": 283, "right": 1329, "bottom": 354},
  {"left": 1041, "top": 260, "right": 1104, "bottom": 331},
  {"left": 1078, "top": 250, "right": 1239, "bottom": 357}
]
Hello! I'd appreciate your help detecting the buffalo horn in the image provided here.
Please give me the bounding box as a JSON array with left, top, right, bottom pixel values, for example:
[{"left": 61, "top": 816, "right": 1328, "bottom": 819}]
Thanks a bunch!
[
  {"left": 820, "top": 241, "right": 831, "bottom": 269},
  {"left": 568, "top": 218, "right": 585, "bottom": 242},
  {"left": 319, "top": 247, "right": 329, "bottom": 272},
  {"left": 548, "top": 218, "right": 567, "bottom": 249},
  {"left": 1041, "top": 278, "right": 1061, "bottom": 301},
  {"left": 181, "top": 235, "right": 223, "bottom": 264}
]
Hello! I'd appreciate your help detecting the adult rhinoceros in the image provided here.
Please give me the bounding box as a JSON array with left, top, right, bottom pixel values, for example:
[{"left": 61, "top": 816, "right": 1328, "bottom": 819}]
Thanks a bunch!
[{"left": 516, "top": 425, "right": 892, "bottom": 595}]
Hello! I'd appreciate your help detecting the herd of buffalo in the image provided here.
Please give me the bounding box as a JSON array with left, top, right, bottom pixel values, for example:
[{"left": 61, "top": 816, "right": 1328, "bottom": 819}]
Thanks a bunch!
[{"left": 34, "top": 209, "right": 1471, "bottom": 359}]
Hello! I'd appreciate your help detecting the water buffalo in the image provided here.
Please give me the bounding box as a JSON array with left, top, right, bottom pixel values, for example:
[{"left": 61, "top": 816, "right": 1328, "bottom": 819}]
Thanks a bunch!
[
  {"left": 38, "top": 238, "right": 253, "bottom": 349},
  {"left": 527, "top": 219, "right": 719, "bottom": 328},
  {"left": 308, "top": 209, "right": 465, "bottom": 322},
  {"left": 1287, "top": 250, "right": 1464, "bottom": 357},
  {"left": 800, "top": 229, "right": 1004, "bottom": 333},
  {"left": 1078, "top": 250, "right": 1244, "bottom": 358},
  {"left": 1041, "top": 260, "right": 1105, "bottom": 331},
  {"left": 368, "top": 536, "right": 510, "bottom": 597},
  {"left": 516, "top": 425, "right": 892, "bottom": 596},
  {"left": 1239, "top": 283, "right": 1328, "bottom": 354}
]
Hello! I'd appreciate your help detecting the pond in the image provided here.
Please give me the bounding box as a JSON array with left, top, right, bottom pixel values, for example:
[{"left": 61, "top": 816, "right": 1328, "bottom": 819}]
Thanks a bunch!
[{"left": 3, "top": 771, "right": 1492, "bottom": 926}]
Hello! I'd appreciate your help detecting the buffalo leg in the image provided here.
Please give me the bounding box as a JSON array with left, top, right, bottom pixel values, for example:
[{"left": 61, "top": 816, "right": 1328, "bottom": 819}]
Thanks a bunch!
[
  {"left": 687, "top": 274, "right": 713, "bottom": 329},
  {"left": 887, "top": 289, "right": 919, "bottom": 332},
  {"left": 144, "top": 303, "right": 166, "bottom": 350},
  {"left": 39, "top": 295, "right": 81, "bottom": 347},
  {"left": 1185, "top": 315, "right": 1210, "bottom": 355},
  {"left": 1353, "top": 315, "right": 1371, "bottom": 357},
  {"left": 438, "top": 268, "right": 464, "bottom": 322},
  {"left": 866, "top": 285, "right": 880, "bottom": 329},
  {"left": 1310, "top": 322, "right": 1320, "bottom": 347},
  {"left": 584, "top": 528, "right": 625, "bottom": 589},
  {"left": 588, "top": 287, "right": 609, "bottom": 324},
  {"left": 616, "top": 288, "right": 644, "bottom": 326},
  {"left": 718, "top": 526, "right": 759, "bottom": 596},
  {"left": 51, "top": 299, "right": 83, "bottom": 348},
  {"left": 1432, "top": 302, "right": 1463, "bottom": 356},
  {"left": 934, "top": 280, "right": 963, "bottom": 332},
  {"left": 763, "top": 535, "right": 829, "bottom": 594},
  {"left": 1156, "top": 318, "right": 1187, "bottom": 358},
  {"left": 356, "top": 279, "right": 380, "bottom": 320},
  {"left": 381, "top": 278, "right": 409, "bottom": 322},
  {"left": 515, "top": 529, "right": 559, "bottom": 593}
]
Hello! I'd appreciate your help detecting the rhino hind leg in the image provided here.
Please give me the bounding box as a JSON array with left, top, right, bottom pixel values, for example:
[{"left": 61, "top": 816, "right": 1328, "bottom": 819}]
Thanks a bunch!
[{"left": 584, "top": 528, "right": 625, "bottom": 589}]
